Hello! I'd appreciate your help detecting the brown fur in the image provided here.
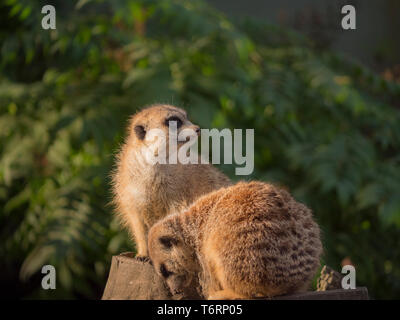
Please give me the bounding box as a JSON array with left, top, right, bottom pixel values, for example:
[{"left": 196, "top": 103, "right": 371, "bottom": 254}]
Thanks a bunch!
[
  {"left": 148, "top": 181, "right": 323, "bottom": 299},
  {"left": 112, "top": 104, "right": 231, "bottom": 257}
]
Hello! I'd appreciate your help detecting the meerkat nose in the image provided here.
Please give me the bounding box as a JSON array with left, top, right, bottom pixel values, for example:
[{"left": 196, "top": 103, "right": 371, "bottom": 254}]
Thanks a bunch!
[{"left": 195, "top": 126, "right": 200, "bottom": 135}]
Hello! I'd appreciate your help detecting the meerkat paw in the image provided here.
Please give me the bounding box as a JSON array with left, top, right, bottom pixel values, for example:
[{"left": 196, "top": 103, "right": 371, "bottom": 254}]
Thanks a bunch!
[
  {"left": 208, "top": 290, "right": 244, "bottom": 300},
  {"left": 135, "top": 255, "right": 151, "bottom": 263}
]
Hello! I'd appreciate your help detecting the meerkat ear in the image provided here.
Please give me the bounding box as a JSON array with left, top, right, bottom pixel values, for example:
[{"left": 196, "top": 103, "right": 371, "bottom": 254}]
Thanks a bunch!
[
  {"left": 159, "top": 236, "right": 179, "bottom": 249},
  {"left": 134, "top": 125, "right": 146, "bottom": 140}
]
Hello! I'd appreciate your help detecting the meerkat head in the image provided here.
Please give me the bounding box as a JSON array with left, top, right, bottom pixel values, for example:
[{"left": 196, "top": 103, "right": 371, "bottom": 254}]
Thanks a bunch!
[
  {"left": 126, "top": 104, "right": 200, "bottom": 164},
  {"left": 148, "top": 218, "right": 200, "bottom": 298}
]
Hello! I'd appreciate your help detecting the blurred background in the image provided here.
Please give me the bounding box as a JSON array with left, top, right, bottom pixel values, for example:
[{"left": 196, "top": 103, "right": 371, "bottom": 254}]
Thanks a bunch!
[{"left": 0, "top": 0, "right": 399, "bottom": 299}]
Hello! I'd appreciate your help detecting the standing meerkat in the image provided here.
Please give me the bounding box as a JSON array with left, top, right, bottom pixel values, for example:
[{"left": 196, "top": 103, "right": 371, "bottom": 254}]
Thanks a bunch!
[
  {"left": 148, "top": 181, "right": 323, "bottom": 299},
  {"left": 112, "top": 104, "right": 231, "bottom": 258}
]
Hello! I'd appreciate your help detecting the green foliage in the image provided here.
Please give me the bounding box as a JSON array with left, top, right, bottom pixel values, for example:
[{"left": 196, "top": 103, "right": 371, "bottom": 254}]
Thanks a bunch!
[{"left": 1, "top": 0, "right": 400, "bottom": 299}]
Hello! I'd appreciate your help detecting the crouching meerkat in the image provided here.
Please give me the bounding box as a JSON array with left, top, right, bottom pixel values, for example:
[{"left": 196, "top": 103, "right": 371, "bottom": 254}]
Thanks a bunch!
[
  {"left": 148, "top": 181, "right": 323, "bottom": 299},
  {"left": 112, "top": 104, "right": 231, "bottom": 258}
]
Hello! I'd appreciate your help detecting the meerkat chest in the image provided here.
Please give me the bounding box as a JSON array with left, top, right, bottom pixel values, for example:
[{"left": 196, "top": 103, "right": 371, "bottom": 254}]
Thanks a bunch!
[{"left": 123, "top": 183, "right": 146, "bottom": 211}]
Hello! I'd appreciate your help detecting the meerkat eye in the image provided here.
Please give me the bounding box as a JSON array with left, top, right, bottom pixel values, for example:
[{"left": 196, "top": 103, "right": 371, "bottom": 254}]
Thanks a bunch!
[
  {"left": 134, "top": 125, "right": 146, "bottom": 140},
  {"left": 159, "top": 236, "right": 178, "bottom": 249},
  {"left": 160, "top": 263, "right": 174, "bottom": 278},
  {"left": 165, "top": 116, "right": 182, "bottom": 128}
]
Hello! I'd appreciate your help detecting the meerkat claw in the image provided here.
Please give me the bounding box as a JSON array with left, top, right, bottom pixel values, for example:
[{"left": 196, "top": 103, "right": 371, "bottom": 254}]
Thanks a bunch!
[{"left": 135, "top": 255, "right": 151, "bottom": 263}]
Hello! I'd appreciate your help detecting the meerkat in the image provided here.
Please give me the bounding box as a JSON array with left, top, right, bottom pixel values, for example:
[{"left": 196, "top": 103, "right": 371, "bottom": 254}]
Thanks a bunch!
[
  {"left": 112, "top": 104, "right": 231, "bottom": 258},
  {"left": 148, "top": 181, "right": 323, "bottom": 300}
]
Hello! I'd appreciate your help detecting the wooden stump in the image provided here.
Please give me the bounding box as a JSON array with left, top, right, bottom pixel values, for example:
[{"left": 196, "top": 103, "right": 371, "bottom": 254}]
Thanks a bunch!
[
  {"left": 269, "top": 287, "right": 368, "bottom": 300},
  {"left": 102, "top": 252, "right": 172, "bottom": 300},
  {"left": 102, "top": 253, "right": 369, "bottom": 300}
]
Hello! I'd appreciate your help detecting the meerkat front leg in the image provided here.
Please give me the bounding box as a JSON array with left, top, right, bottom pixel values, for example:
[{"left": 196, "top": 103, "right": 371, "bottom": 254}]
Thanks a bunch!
[{"left": 128, "top": 212, "right": 149, "bottom": 260}]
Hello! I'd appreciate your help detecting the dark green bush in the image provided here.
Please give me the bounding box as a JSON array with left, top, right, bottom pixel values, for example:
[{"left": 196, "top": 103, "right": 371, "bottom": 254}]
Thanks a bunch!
[{"left": 1, "top": 0, "right": 399, "bottom": 299}]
